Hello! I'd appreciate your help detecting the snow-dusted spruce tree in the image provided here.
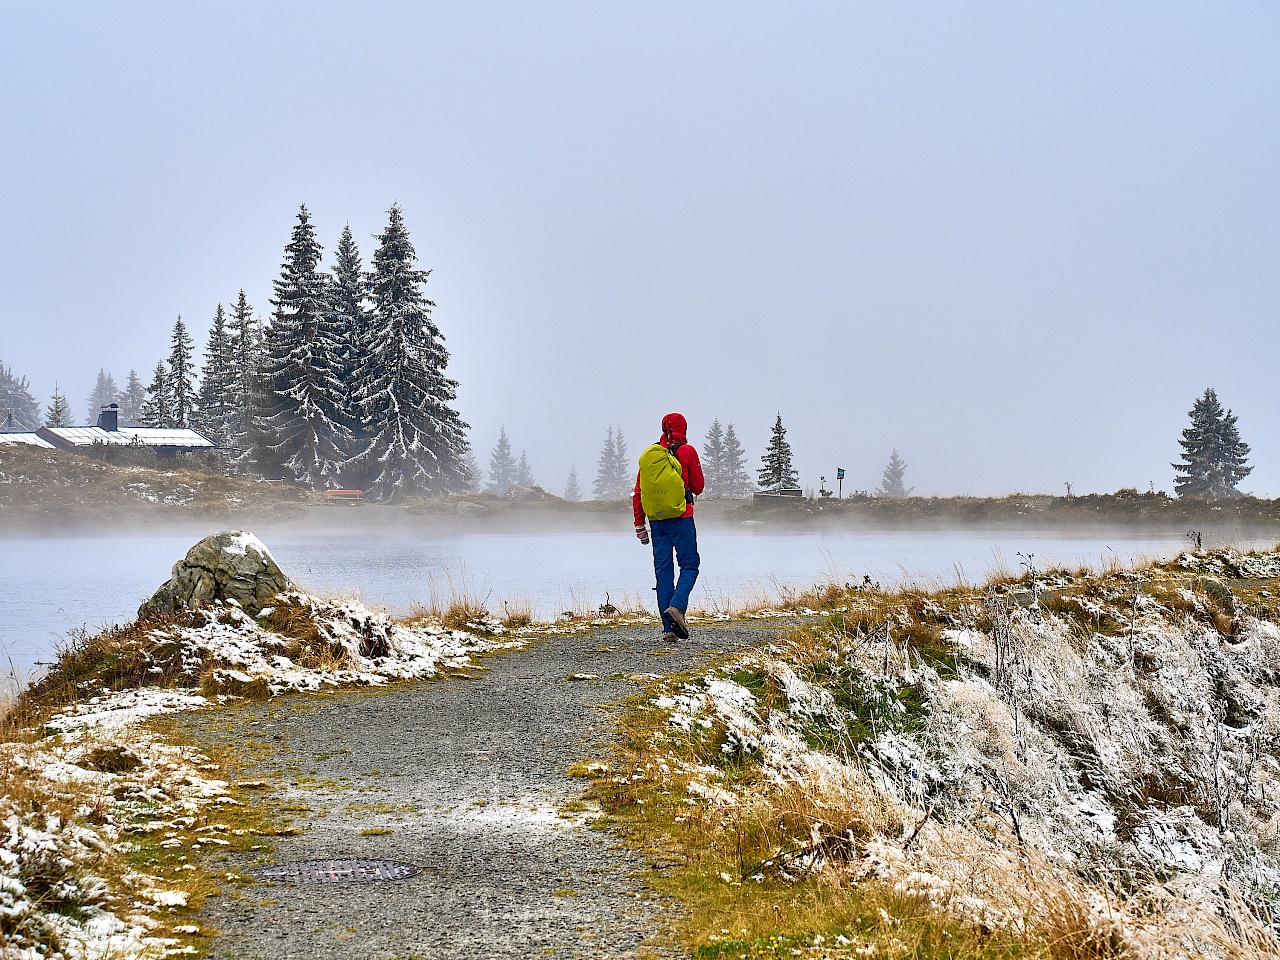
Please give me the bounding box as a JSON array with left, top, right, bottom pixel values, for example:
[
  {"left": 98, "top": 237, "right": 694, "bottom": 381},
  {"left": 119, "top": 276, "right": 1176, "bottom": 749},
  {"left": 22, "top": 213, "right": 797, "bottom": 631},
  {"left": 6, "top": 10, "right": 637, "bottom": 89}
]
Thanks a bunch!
[
  {"left": 0, "top": 360, "right": 41, "bottom": 429},
  {"left": 328, "top": 224, "right": 371, "bottom": 441},
  {"left": 1173, "top": 387, "right": 1252, "bottom": 498},
  {"left": 44, "top": 383, "right": 72, "bottom": 427},
  {"left": 353, "top": 204, "right": 470, "bottom": 498},
  {"left": 249, "top": 205, "right": 353, "bottom": 487},
  {"left": 462, "top": 449, "right": 483, "bottom": 492},
  {"left": 593, "top": 426, "right": 619, "bottom": 499},
  {"left": 702, "top": 419, "right": 726, "bottom": 495},
  {"left": 876, "top": 449, "right": 913, "bottom": 498},
  {"left": 722, "top": 422, "right": 752, "bottom": 497},
  {"left": 197, "top": 304, "right": 236, "bottom": 446},
  {"left": 758, "top": 413, "right": 798, "bottom": 492},
  {"left": 118, "top": 370, "right": 146, "bottom": 426},
  {"left": 142, "top": 362, "right": 171, "bottom": 427},
  {"left": 487, "top": 426, "right": 518, "bottom": 494},
  {"left": 166, "top": 316, "right": 198, "bottom": 428},
  {"left": 612, "top": 427, "right": 630, "bottom": 495},
  {"left": 227, "top": 289, "right": 260, "bottom": 447},
  {"left": 564, "top": 463, "right": 583, "bottom": 502},
  {"left": 86, "top": 368, "right": 119, "bottom": 422},
  {"left": 515, "top": 451, "right": 536, "bottom": 487}
]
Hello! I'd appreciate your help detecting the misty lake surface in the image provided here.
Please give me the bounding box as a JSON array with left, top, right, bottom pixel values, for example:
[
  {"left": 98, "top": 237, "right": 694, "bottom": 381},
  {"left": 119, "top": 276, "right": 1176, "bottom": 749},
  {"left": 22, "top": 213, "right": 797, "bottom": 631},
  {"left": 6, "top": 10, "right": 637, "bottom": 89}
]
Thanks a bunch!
[{"left": 2, "top": 526, "right": 1250, "bottom": 679}]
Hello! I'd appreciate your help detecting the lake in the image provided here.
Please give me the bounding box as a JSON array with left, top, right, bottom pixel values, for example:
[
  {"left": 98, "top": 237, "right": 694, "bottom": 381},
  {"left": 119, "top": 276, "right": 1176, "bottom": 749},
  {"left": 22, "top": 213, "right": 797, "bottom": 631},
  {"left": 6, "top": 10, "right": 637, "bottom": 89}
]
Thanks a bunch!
[{"left": 2, "top": 524, "right": 1253, "bottom": 681}]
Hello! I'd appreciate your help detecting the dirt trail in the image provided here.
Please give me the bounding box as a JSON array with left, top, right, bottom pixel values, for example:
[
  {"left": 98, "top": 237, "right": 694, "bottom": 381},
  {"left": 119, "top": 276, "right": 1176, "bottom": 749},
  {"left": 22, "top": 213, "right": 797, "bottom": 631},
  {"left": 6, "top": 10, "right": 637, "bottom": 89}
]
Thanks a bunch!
[{"left": 183, "top": 622, "right": 780, "bottom": 959}]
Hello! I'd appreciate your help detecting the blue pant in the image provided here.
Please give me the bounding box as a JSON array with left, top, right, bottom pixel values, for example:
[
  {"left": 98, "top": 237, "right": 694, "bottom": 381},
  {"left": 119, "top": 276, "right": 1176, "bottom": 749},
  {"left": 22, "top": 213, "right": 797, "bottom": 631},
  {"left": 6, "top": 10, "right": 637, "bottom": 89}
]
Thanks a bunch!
[{"left": 651, "top": 515, "right": 700, "bottom": 633}]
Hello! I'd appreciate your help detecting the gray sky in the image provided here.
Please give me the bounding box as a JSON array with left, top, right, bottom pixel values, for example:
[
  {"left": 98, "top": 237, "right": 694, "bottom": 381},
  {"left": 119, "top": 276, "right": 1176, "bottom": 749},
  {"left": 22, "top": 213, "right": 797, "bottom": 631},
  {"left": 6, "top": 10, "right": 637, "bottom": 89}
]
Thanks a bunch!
[{"left": 2, "top": 2, "right": 1276, "bottom": 497}]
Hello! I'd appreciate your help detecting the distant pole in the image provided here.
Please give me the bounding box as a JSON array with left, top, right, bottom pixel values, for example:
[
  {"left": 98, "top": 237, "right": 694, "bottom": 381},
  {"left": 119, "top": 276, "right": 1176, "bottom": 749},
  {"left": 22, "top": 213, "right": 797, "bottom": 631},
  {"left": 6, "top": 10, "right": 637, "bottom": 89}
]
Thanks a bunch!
[
  {"left": 1064, "top": 481, "right": 1072, "bottom": 498},
  {"left": 837, "top": 467, "right": 845, "bottom": 499}
]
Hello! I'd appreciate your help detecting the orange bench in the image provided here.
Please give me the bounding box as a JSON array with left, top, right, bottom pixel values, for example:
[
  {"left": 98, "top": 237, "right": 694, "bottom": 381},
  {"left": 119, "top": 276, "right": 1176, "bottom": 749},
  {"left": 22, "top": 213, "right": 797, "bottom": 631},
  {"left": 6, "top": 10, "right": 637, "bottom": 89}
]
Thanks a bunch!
[{"left": 323, "top": 489, "right": 365, "bottom": 503}]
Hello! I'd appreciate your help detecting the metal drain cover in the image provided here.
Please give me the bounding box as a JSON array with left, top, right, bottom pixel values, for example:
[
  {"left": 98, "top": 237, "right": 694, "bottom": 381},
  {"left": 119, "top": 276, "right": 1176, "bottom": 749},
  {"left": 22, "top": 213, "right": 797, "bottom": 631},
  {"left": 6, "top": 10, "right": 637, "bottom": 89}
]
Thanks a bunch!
[{"left": 249, "top": 858, "right": 421, "bottom": 884}]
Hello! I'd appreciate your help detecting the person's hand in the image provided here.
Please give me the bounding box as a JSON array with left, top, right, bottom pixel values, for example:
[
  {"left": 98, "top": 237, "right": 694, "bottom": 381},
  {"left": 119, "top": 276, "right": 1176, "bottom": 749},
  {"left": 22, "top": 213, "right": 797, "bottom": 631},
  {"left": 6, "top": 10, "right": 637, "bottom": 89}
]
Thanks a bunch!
[{"left": 635, "top": 524, "right": 650, "bottom": 545}]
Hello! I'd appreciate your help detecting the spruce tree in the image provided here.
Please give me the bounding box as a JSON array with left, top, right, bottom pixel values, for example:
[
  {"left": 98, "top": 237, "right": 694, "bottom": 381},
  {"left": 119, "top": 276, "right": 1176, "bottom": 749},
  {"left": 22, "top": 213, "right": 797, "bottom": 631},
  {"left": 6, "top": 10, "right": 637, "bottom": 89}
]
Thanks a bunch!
[
  {"left": 612, "top": 428, "right": 630, "bottom": 497},
  {"left": 722, "top": 422, "right": 751, "bottom": 497},
  {"left": 86, "top": 368, "right": 119, "bottom": 422},
  {"left": 142, "top": 362, "right": 172, "bottom": 427},
  {"left": 228, "top": 290, "right": 260, "bottom": 446},
  {"left": 564, "top": 463, "right": 583, "bottom": 502},
  {"left": 758, "top": 413, "right": 798, "bottom": 492},
  {"left": 329, "top": 224, "right": 371, "bottom": 438},
  {"left": 0, "top": 360, "right": 41, "bottom": 430},
  {"left": 515, "top": 451, "right": 536, "bottom": 488},
  {"left": 353, "top": 205, "right": 470, "bottom": 497},
  {"left": 1173, "top": 387, "right": 1253, "bottom": 498},
  {"left": 876, "top": 450, "right": 913, "bottom": 498},
  {"left": 198, "top": 304, "right": 236, "bottom": 446},
  {"left": 119, "top": 370, "right": 146, "bottom": 426},
  {"left": 703, "top": 419, "right": 726, "bottom": 495},
  {"left": 45, "top": 383, "right": 73, "bottom": 427},
  {"left": 593, "top": 426, "right": 618, "bottom": 499},
  {"left": 487, "top": 426, "right": 518, "bottom": 494},
  {"left": 167, "top": 316, "right": 197, "bottom": 428},
  {"left": 249, "top": 205, "right": 353, "bottom": 487}
]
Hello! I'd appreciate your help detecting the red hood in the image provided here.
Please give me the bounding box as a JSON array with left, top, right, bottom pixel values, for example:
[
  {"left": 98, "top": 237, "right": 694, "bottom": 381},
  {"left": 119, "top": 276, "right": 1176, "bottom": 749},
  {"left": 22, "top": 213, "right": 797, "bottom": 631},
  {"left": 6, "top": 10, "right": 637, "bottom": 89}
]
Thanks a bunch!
[{"left": 661, "top": 412, "right": 688, "bottom": 446}]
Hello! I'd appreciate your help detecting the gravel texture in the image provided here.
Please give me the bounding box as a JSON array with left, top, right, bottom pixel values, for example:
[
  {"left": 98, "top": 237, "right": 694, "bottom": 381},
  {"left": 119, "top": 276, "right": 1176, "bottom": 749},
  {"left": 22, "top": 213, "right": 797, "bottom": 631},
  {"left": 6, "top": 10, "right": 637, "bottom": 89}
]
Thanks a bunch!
[{"left": 184, "top": 621, "right": 783, "bottom": 959}]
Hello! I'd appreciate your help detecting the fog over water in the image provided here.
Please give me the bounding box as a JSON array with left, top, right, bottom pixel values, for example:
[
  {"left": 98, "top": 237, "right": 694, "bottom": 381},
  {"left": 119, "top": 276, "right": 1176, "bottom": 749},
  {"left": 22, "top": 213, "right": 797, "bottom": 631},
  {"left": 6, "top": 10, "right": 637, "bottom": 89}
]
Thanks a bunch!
[{"left": 2, "top": 525, "right": 1266, "bottom": 680}]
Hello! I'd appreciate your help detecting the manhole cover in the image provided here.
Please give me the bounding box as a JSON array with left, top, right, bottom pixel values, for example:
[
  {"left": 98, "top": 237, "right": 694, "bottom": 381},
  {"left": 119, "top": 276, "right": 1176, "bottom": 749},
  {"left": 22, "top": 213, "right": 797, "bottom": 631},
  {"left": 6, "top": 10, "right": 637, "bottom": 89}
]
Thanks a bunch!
[{"left": 249, "top": 858, "right": 421, "bottom": 884}]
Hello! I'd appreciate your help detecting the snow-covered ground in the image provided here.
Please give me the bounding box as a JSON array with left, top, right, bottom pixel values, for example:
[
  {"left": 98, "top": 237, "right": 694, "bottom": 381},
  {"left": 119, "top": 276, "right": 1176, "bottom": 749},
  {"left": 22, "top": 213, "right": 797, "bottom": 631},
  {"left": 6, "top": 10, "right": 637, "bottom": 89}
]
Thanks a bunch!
[
  {"left": 640, "top": 550, "right": 1280, "bottom": 955},
  {"left": 1, "top": 590, "right": 518, "bottom": 958}
]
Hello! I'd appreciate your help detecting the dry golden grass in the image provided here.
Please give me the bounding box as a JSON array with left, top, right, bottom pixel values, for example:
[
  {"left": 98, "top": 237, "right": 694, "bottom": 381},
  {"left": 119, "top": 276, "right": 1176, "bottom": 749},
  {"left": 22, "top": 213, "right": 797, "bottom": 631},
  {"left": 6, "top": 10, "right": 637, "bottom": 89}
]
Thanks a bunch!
[{"left": 580, "top": 550, "right": 1280, "bottom": 959}]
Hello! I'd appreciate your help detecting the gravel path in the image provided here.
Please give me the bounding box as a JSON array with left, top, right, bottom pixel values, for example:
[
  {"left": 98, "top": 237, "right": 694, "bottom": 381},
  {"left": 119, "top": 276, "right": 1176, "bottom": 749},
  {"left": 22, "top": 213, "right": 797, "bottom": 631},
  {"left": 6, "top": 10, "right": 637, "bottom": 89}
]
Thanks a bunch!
[{"left": 184, "top": 621, "right": 782, "bottom": 959}]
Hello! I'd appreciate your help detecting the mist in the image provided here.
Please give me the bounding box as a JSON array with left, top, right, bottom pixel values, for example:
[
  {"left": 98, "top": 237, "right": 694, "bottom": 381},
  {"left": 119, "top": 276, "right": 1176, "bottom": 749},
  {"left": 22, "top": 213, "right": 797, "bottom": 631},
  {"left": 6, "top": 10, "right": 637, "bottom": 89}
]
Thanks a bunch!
[{"left": 1, "top": 2, "right": 1277, "bottom": 496}]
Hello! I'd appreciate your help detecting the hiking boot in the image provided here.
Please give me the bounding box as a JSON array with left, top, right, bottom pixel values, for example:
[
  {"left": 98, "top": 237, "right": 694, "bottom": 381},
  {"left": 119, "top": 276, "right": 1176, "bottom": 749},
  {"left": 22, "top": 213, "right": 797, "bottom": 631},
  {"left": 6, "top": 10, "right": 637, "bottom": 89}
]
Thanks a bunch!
[
  {"left": 665, "top": 606, "right": 690, "bottom": 640},
  {"left": 661, "top": 631, "right": 677, "bottom": 643}
]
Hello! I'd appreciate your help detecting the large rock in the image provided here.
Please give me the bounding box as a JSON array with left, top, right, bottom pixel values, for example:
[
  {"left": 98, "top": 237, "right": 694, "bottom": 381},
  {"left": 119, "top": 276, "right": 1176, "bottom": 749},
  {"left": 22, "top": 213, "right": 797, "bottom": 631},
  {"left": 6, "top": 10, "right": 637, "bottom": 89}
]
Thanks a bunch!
[{"left": 139, "top": 531, "right": 290, "bottom": 618}]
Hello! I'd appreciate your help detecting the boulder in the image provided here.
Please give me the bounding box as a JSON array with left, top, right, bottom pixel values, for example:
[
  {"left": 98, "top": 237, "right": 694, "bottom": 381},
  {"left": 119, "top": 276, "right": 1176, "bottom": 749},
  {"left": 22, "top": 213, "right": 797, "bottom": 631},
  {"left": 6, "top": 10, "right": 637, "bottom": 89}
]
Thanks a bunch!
[{"left": 139, "top": 531, "right": 290, "bottom": 618}]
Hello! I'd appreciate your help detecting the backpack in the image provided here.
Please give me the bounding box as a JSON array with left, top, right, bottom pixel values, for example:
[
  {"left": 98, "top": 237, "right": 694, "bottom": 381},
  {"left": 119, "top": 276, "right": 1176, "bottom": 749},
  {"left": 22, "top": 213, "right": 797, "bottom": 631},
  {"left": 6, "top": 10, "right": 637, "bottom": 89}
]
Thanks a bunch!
[{"left": 638, "top": 442, "right": 688, "bottom": 520}]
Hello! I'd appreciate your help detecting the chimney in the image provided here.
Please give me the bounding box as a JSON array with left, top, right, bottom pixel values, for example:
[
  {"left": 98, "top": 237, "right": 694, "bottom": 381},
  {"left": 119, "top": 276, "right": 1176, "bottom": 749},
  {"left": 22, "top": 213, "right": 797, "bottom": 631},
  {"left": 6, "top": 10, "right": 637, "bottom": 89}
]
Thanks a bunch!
[{"left": 97, "top": 403, "right": 120, "bottom": 432}]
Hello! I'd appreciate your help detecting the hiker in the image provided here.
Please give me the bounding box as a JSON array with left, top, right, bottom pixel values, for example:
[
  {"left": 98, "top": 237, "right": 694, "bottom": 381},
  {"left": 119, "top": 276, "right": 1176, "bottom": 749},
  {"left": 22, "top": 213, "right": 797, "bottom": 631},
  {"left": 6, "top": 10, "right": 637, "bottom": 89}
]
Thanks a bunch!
[{"left": 633, "top": 413, "right": 705, "bottom": 640}]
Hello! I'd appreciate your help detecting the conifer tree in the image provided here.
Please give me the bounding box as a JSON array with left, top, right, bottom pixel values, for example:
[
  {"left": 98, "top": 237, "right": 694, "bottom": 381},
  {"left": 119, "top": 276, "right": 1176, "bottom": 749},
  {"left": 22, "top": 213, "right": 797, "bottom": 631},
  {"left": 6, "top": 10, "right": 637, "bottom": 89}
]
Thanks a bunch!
[
  {"left": 722, "top": 422, "right": 751, "bottom": 497},
  {"left": 593, "top": 426, "right": 619, "bottom": 499},
  {"left": 167, "top": 316, "right": 197, "bottom": 428},
  {"left": 1173, "top": 387, "right": 1252, "bottom": 498},
  {"left": 702, "top": 419, "right": 726, "bottom": 495},
  {"left": 487, "top": 426, "right": 518, "bottom": 494},
  {"left": 0, "top": 360, "right": 41, "bottom": 430},
  {"left": 329, "top": 224, "right": 370, "bottom": 437},
  {"left": 228, "top": 290, "right": 260, "bottom": 445},
  {"left": 564, "top": 463, "right": 583, "bottom": 502},
  {"left": 758, "top": 413, "right": 798, "bottom": 492},
  {"left": 86, "top": 368, "right": 119, "bottom": 422},
  {"left": 142, "top": 362, "right": 171, "bottom": 427},
  {"left": 248, "top": 205, "right": 353, "bottom": 487},
  {"left": 876, "top": 450, "right": 913, "bottom": 498},
  {"left": 515, "top": 451, "right": 536, "bottom": 488},
  {"left": 353, "top": 205, "right": 470, "bottom": 497},
  {"left": 198, "top": 304, "right": 236, "bottom": 446},
  {"left": 119, "top": 370, "right": 146, "bottom": 426},
  {"left": 613, "top": 428, "right": 630, "bottom": 496},
  {"left": 45, "top": 383, "right": 72, "bottom": 427}
]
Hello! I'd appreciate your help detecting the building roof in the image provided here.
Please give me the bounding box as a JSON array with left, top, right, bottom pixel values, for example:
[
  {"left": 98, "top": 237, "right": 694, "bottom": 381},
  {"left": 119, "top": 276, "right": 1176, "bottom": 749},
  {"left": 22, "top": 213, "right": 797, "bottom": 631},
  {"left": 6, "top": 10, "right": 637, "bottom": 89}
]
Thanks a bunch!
[
  {"left": 0, "top": 432, "right": 54, "bottom": 448},
  {"left": 39, "top": 426, "right": 215, "bottom": 449}
]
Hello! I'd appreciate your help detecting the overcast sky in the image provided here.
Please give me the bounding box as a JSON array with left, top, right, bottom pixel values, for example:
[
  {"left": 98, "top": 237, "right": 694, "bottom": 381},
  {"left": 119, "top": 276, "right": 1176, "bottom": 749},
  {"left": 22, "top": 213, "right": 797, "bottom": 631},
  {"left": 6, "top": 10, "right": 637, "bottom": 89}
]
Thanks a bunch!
[{"left": 1, "top": 2, "right": 1276, "bottom": 496}]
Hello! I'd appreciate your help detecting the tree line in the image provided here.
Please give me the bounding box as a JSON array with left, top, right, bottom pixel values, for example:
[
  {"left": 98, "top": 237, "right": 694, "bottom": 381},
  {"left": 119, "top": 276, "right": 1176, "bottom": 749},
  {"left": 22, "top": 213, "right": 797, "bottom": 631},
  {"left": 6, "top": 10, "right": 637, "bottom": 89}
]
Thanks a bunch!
[{"left": 25, "top": 205, "right": 471, "bottom": 498}]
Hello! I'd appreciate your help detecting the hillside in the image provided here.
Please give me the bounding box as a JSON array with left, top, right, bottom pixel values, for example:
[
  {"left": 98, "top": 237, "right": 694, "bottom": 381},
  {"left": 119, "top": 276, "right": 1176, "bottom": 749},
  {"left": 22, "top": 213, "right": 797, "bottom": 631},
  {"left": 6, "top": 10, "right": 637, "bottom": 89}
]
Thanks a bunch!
[{"left": 0, "top": 445, "right": 316, "bottom": 528}]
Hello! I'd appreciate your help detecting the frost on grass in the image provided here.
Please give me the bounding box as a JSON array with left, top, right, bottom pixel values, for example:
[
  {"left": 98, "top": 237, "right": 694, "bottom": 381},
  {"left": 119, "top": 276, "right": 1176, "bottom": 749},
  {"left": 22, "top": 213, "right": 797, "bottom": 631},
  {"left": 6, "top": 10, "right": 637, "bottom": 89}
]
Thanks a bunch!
[
  {"left": 632, "top": 550, "right": 1280, "bottom": 957},
  {"left": 0, "top": 717, "right": 234, "bottom": 958},
  {"left": 4, "top": 588, "right": 519, "bottom": 957}
]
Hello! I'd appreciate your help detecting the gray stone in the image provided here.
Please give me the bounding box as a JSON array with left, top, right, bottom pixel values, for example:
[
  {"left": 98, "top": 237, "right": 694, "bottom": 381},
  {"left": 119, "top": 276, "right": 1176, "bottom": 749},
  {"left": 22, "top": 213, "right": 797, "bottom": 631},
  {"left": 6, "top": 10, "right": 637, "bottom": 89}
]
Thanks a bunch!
[
  {"left": 139, "top": 531, "right": 290, "bottom": 618},
  {"left": 454, "top": 500, "right": 489, "bottom": 517}
]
